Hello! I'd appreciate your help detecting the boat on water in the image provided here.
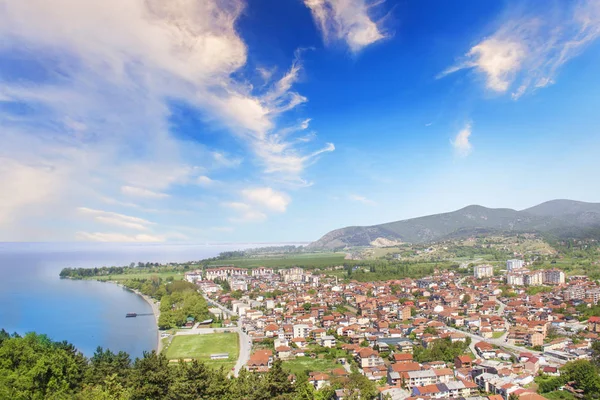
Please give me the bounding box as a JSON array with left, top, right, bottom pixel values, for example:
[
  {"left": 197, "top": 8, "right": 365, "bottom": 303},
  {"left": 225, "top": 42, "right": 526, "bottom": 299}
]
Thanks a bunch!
[{"left": 125, "top": 312, "right": 137, "bottom": 318}]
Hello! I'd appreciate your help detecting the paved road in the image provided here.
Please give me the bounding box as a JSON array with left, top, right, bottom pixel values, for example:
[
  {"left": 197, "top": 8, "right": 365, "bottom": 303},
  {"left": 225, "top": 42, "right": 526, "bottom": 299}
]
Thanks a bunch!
[{"left": 201, "top": 292, "right": 251, "bottom": 377}]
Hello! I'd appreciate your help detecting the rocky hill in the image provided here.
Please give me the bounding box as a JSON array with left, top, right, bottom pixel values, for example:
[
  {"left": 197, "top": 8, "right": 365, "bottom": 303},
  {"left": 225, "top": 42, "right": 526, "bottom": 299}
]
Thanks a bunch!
[{"left": 309, "top": 200, "right": 600, "bottom": 249}]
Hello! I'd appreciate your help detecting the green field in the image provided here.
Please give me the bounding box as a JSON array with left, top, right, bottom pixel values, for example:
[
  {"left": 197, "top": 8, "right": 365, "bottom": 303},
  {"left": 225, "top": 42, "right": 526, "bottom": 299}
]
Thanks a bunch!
[
  {"left": 92, "top": 271, "right": 185, "bottom": 282},
  {"left": 543, "top": 391, "right": 576, "bottom": 400},
  {"left": 282, "top": 356, "right": 340, "bottom": 375},
  {"left": 165, "top": 333, "right": 239, "bottom": 370},
  {"left": 492, "top": 332, "right": 505, "bottom": 339},
  {"left": 206, "top": 252, "right": 347, "bottom": 268}
]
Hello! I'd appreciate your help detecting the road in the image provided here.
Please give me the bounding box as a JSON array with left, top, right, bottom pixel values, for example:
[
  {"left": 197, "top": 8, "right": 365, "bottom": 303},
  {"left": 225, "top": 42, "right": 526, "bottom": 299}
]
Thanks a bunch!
[
  {"left": 201, "top": 292, "right": 251, "bottom": 376},
  {"left": 445, "top": 326, "right": 566, "bottom": 365}
]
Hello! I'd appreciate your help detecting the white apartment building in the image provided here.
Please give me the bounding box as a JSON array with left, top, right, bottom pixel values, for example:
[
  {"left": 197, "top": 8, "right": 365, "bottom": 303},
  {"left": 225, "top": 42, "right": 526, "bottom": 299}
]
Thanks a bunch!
[
  {"left": 524, "top": 271, "right": 543, "bottom": 286},
  {"left": 506, "top": 273, "right": 524, "bottom": 286},
  {"left": 506, "top": 259, "right": 524, "bottom": 272},
  {"left": 293, "top": 323, "right": 311, "bottom": 338},
  {"left": 474, "top": 264, "right": 494, "bottom": 279},
  {"left": 543, "top": 269, "right": 566, "bottom": 285}
]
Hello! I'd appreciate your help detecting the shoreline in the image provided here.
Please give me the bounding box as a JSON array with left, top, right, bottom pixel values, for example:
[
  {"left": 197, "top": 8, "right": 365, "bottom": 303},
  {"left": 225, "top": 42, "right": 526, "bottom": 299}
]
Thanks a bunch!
[
  {"left": 112, "top": 282, "right": 163, "bottom": 354},
  {"left": 132, "top": 288, "right": 162, "bottom": 353}
]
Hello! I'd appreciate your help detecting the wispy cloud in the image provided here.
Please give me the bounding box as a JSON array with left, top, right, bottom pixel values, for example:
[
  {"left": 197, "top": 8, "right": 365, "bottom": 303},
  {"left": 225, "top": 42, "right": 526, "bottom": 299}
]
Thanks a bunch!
[
  {"left": 121, "top": 186, "right": 169, "bottom": 199},
  {"left": 77, "top": 207, "right": 155, "bottom": 231},
  {"left": 439, "top": 0, "right": 600, "bottom": 98},
  {"left": 0, "top": 0, "right": 332, "bottom": 240},
  {"left": 304, "top": 0, "right": 387, "bottom": 52},
  {"left": 242, "top": 187, "right": 291, "bottom": 212},
  {"left": 349, "top": 194, "right": 377, "bottom": 206},
  {"left": 452, "top": 123, "right": 473, "bottom": 157},
  {"left": 75, "top": 232, "right": 165, "bottom": 243}
]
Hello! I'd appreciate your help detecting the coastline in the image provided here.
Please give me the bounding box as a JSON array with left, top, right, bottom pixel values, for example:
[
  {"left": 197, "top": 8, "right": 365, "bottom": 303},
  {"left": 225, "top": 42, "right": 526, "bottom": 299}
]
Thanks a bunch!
[
  {"left": 110, "top": 282, "right": 162, "bottom": 354},
  {"left": 132, "top": 288, "right": 162, "bottom": 353}
]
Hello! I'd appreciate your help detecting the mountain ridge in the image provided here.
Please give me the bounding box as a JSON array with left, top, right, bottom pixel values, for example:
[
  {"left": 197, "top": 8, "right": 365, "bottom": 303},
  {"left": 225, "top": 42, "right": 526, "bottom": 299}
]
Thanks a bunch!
[{"left": 308, "top": 199, "right": 600, "bottom": 249}]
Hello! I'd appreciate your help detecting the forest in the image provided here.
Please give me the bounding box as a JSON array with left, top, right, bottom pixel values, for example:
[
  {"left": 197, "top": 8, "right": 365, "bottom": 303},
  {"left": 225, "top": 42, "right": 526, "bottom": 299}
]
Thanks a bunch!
[{"left": 0, "top": 330, "right": 376, "bottom": 400}]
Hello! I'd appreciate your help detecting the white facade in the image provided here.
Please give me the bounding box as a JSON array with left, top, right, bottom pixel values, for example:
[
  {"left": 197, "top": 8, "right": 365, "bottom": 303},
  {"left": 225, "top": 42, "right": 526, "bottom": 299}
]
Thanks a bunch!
[
  {"left": 524, "top": 271, "right": 543, "bottom": 286},
  {"left": 506, "top": 273, "right": 524, "bottom": 286},
  {"left": 293, "top": 323, "right": 310, "bottom": 338},
  {"left": 474, "top": 264, "right": 494, "bottom": 279},
  {"left": 506, "top": 259, "right": 524, "bottom": 272}
]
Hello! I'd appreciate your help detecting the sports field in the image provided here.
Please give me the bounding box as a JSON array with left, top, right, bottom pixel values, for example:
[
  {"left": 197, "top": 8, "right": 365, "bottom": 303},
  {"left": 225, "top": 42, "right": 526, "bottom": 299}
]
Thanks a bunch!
[{"left": 165, "top": 333, "right": 239, "bottom": 370}]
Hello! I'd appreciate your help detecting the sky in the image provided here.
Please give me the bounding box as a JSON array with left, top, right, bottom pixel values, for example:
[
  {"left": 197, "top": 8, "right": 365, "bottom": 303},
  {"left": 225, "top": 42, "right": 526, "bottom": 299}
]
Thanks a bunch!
[{"left": 1, "top": 0, "right": 600, "bottom": 243}]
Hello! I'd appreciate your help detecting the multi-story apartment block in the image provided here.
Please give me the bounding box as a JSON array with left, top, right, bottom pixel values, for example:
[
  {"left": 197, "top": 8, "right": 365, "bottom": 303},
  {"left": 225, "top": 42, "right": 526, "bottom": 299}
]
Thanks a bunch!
[
  {"left": 564, "top": 286, "right": 585, "bottom": 301},
  {"left": 293, "top": 323, "right": 310, "bottom": 338},
  {"left": 506, "top": 273, "right": 524, "bottom": 286},
  {"left": 524, "top": 271, "right": 543, "bottom": 286},
  {"left": 205, "top": 266, "right": 248, "bottom": 281},
  {"left": 543, "top": 269, "right": 566, "bottom": 285},
  {"left": 506, "top": 259, "right": 524, "bottom": 272},
  {"left": 251, "top": 267, "right": 274, "bottom": 276},
  {"left": 281, "top": 267, "right": 304, "bottom": 283},
  {"left": 585, "top": 289, "right": 600, "bottom": 304},
  {"left": 474, "top": 264, "right": 494, "bottom": 279}
]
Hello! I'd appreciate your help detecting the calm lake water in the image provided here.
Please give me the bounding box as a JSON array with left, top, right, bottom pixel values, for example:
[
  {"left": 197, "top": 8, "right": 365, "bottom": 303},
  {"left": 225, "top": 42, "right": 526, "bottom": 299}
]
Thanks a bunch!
[{"left": 0, "top": 242, "right": 261, "bottom": 359}]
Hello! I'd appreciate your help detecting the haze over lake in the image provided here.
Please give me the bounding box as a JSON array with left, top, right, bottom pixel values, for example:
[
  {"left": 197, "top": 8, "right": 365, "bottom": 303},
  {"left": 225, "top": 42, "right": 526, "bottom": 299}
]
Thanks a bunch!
[{"left": 0, "top": 242, "right": 265, "bottom": 358}]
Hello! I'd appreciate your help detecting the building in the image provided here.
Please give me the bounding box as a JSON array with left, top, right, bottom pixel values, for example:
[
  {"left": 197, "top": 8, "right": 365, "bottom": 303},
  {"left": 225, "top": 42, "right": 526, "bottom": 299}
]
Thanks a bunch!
[
  {"left": 506, "top": 273, "right": 525, "bottom": 286},
  {"left": 564, "top": 286, "right": 585, "bottom": 301},
  {"left": 524, "top": 271, "right": 543, "bottom": 286},
  {"left": 205, "top": 266, "right": 248, "bottom": 281},
  {"left": 474, "top": 265, "right": 494, "bottom": 279},
  {"left": 247, "top": 350, "right": 273, "bottom": 372},
  {"left": 184, "top": 270, "right": 203, "bottom": 283},
  {"left": 251, "top": 267, "right": 274, "bottom": 276},
  {"left": 588, "top": 316, "right": 600, "bottom": 333},
  {"left": 398, "top": 306, "right": 412, "bottom": 321},
  {"left": 293, "top": 324, "right": 310, "bottom": 338},
  {"left": 281, "top": 267, "right": 304, "bottom": 283},
  {"left": 403, "top": 369, "right": 438, "bottom": 388},
  {"left": 543, "top": 269, "right": 565, "bottom": 285},
  {"left": 586, "top": 289, "right": 600, "bottom": 304},
  {"left": 506, "top": 259, "right": 524, "bottom": 272}
]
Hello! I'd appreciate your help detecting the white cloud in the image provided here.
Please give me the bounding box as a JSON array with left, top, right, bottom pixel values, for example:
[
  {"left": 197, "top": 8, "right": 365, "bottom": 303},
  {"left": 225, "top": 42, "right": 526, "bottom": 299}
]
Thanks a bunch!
[
  {"left": 222, "top": 202, "right": 267, "bottom": 223},
  {"left": 197, "top": 175, "right": 217, "bottom": 186},
  {"left": 242, "top": 187, "right": 291, "bottom": 212},
  {"left": 304, "top": 0, "right": 386, "bottom": 52},
  {"left": 0, "top": 0, "right": 333, "bottom": 240},
  {"left": 121, "top": 186, "right": 169, "bottom": 199},
  {"left": 439, "top": 1, "right": 600, "bottom": 98},
  {"left": 452, "top": 123, "right": 473, "bottom": 157},
  {"left": 349, "top": 194, "right": 377, "bottom": 206},
  {"left": 75, "top": 232, "right": 165, "bottom": 242},
  {"left": 77, "top": 207, "right": 154, "bottom": 231}
]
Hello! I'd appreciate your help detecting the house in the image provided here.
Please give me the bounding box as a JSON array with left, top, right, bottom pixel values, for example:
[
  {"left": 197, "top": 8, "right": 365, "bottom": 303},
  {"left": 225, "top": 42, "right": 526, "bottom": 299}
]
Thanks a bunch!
[
  {"left": 526, "top": 333, "right": 544, "bottom": 348},
  {"left": 356, "top": 347, "right": 384, "bottom": 369},
  {"left": 455, "top": 355, "right": 473, "bottom": 369},
  {"left": 309, "top": 373, "right": 330, "bottom": 390},
  {"left": 247, "top": 350, "right": 273, "bottom": 372},
  {"left": 475, "top": 342, "right": 496, "bottom": 359},
  {"left": 320, "top": 335, "right": 337, "bottom": 348},
  {"left": 402, "top": 369, "right": 438, "bottom": 388},
  {"left": 524, "top": 356, "right": 540, "bottom": 374},
  {"left": 275, "top": 346, "right": 292, "bottom": 360},
  {"left": 392, "top": 353, "right": 414, "bottom": 363},
  {"left": 588, "top": 316, "right": 600, "bottom": 333}
]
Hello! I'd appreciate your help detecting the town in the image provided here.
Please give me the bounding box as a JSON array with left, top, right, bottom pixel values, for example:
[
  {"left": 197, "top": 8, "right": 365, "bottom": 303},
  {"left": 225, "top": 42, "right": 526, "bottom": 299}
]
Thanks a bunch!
[{"left": 183, "top": 260, "right": 600, "bottom": 400}]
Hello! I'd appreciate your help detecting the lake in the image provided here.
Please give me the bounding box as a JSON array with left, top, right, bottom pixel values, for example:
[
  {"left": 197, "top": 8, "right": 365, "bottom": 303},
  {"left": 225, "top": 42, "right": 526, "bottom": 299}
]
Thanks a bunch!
[{"left": 0, "top": 242, "right": 261, "bottom": 359}]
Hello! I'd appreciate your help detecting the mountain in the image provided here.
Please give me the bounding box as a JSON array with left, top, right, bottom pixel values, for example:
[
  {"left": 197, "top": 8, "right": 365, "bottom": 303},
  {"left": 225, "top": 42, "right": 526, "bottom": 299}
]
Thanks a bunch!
[{"left": 309, "top": 200, "right": 600, "bottom": 249}]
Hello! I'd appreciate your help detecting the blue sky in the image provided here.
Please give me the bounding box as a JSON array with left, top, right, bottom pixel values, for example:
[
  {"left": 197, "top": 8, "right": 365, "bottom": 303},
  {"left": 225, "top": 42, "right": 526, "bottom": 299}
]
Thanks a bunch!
[{"left": 1, "top": 0, "right": 599, "bottom": 243}]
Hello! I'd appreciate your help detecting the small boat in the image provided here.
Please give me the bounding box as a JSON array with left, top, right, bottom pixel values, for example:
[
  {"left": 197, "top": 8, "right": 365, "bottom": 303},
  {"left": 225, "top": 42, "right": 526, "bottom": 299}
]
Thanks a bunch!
[{"left": 126, "top": 313, "right": 137, "bottom": 318}]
